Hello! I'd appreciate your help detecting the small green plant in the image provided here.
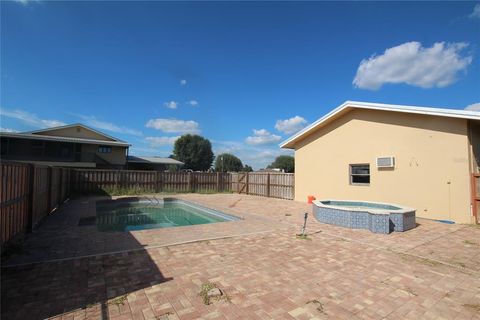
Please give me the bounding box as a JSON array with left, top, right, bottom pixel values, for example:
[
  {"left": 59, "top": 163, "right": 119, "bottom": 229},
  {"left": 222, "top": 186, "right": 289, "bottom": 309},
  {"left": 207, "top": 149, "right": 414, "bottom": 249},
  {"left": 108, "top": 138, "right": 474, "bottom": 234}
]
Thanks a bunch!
[
  {"left": 108, "top": 294, "right": 128, "bottom": 306},
  {"left": 199, "top": 282, "right": 217, "bottom": 305},
  {"left": 296, "top": 234, "right": 311, "bottom": 240},
  {"left": 463, "top": 240, "right": 477, "bottom": 245}
]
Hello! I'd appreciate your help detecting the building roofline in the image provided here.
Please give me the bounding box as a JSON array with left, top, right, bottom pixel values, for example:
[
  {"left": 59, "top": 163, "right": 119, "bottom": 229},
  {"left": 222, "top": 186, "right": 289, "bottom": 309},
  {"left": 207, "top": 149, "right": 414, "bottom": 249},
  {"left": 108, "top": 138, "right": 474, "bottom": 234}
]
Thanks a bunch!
[
  {"left": 26, "top": 123, "right": 127, "bottom": 143},
  {"left": 0, "top": 131, "right": 131, "bottom": 147},
  {"left": 280, "top": 101, "right": 480, "bottom": 149},
  {"left": 127, "top": 155, "right": 184, "bottom": 165}
]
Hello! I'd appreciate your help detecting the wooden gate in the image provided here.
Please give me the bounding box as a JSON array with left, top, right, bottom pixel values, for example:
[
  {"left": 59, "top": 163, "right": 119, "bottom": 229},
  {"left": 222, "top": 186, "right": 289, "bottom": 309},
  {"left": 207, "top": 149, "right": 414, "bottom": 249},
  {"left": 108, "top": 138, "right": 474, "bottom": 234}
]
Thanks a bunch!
[
  {"left": 472, "top": 174, "right": 480, "bottom": 224},
  {"left": 237, "top": 173, "right": 248, "bottom": 194}
]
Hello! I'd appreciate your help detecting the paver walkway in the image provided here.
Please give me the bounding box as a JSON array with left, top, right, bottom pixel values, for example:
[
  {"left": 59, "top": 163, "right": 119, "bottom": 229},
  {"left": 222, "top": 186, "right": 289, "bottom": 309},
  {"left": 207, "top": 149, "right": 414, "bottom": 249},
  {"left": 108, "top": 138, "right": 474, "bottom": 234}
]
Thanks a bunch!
[{"left": 2, "top": 194, "right": 480, "bottom": 319}]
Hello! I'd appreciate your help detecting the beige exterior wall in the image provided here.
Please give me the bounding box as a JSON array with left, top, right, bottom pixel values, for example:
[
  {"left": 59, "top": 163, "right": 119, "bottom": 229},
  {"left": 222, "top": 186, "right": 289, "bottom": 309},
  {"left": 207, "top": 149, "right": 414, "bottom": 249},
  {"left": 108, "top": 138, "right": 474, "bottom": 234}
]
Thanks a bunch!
[
  {"left": 81, "top": 144, "right": 127, "bottom": 165},
  {"left": 36, "top": 126, "right": 115, "bottom": 141},
  {"left": 294, "top": 108, "right": 474, "bottom": 223}
]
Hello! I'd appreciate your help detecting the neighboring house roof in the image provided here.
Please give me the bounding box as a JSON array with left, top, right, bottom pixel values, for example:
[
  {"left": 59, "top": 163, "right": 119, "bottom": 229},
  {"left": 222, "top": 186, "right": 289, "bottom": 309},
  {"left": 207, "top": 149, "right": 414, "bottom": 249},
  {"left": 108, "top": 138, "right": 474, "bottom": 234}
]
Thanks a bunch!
[
  {"left": 127, "top": 156, "right": 184, "bottom": 165},
  {"left": 280, "top": 101, "right": 480, "bottom": 149},
  {"left": 0, "top": 132, "right": 130, "bottom": 147},
  {"left": 26, "top": 123, "right": 127, "bottom": 143},
  {"left": 0, "top": 123, "right": 131, "bottom": 147}
]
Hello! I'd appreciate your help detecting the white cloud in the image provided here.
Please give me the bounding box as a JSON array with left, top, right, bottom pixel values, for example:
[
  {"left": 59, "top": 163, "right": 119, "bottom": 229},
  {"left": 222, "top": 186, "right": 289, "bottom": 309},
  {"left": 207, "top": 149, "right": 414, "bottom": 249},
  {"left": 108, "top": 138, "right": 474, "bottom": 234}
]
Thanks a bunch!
[
  {"left": 186, "top": 100, "right": 199, "bottom": 107},
  {"left": 164, "top": 101, "right": 178, "bottom": 109},
  {"left": 470, "top": 4, "right": 480, "bottom": 18},
  {"left": 75, "top": 115, "right": 142, "bottom": 136},
  {"left": 145, "top": 136, "right": 180, "bottom": 147},
  {"left": 145, "top": 118, "right": 201, "bottom": 134},
  {"left": 465, "top": 102, "right": 480, "bottom": 111},
  {"left": 0, "top": 108, "right": 66, "bottom": 128},
  {"left": 353, "top": 42, "right": 473, "bottom": 90},
  {"left": 245, "top": 129, "right": 282, "bottom": 145},
  {"left": 0, "top": 127, "right": 19, "bottom": 133},
  {"left": 275, "top": 116, "right": 307, "bottom": 135},
  {"left": 180, "top": 79, "right": 187, "bottom": 86},
  {"left": 14, "top": 0, "right": 39, "bottom": 5}
]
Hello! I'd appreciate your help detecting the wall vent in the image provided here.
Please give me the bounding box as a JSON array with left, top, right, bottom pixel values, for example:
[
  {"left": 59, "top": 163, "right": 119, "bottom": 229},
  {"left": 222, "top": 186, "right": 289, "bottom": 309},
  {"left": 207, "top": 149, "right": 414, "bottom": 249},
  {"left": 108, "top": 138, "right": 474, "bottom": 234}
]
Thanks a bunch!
[{"left": 377, "top": 157, "right": 395, "bottom": 168}]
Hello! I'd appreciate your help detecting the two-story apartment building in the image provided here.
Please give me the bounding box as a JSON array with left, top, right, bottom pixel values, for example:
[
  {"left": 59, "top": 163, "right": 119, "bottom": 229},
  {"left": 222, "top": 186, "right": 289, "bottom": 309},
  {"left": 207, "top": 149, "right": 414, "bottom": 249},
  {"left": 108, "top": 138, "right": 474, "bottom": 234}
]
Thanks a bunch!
[{"left": 0, "top": 124, "right": 130, "bottom": 169}]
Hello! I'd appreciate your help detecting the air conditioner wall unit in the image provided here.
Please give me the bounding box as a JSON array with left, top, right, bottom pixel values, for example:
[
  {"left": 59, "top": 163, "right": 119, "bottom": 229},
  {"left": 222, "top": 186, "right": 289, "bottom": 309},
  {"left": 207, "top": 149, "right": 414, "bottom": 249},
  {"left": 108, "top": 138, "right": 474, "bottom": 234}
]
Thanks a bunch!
[{"left": 376, "top": 156, "right": 395, "bottom": 168}]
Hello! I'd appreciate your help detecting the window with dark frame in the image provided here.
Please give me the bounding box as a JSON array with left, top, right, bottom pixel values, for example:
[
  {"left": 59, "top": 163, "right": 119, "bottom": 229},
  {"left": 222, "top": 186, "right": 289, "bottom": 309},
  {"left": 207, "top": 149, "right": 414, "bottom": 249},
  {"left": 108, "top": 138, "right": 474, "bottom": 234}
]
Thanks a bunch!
[
  {"left": 350, "top": 164, "right": 370, "bottom": 185},
  {"left": 98, "top": 146, "right": 112, "bottom": 153}
]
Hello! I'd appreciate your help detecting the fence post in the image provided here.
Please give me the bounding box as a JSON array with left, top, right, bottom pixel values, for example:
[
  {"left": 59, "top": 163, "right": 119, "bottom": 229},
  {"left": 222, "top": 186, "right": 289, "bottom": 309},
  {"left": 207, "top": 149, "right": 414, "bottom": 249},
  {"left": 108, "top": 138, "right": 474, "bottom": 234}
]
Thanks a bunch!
[
  {"left": 266, "top": 173, "right": 270, "bottom": 198},
  {"left": 188, "top": 172, "right": 192, "bottom": 192},
  {"left": 46, "top": 166, "right": 52, "bottom": 213},
  {"left": 216, "top": 172, "right": 220, "bottom": 192},
  {"left": 246, "top": 172, "right": 249, "bottom": 195},
  {"left": 26, "top": 164, "right": 35, "bottom": 232}
]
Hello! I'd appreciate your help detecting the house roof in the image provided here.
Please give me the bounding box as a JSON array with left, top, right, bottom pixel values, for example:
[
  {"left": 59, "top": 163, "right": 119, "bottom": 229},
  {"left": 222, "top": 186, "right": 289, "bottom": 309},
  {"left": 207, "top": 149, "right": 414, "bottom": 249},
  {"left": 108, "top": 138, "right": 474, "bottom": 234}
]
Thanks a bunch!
[
  {"left": 280, "top": 101, "right": 480, "bottom": 149},
  {"left": 127, "top": 156, "right": 184, "bottom": 165},
  {"left": 0, "top": 123, "right": 131, "bottom": 147},
  {"left": 0, "top": 132, "right": 131, "bottom": 147},
  {"left": 27, "top": 123, "right": 127, "bottom": 143}
]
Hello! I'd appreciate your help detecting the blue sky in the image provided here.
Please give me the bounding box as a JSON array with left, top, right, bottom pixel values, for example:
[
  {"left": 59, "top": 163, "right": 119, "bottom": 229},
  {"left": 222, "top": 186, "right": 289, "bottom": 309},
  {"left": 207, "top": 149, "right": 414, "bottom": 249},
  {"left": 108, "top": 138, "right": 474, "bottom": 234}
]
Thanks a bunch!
[{"left": 1, "top": 1, "right": 479, "bottom": 169}]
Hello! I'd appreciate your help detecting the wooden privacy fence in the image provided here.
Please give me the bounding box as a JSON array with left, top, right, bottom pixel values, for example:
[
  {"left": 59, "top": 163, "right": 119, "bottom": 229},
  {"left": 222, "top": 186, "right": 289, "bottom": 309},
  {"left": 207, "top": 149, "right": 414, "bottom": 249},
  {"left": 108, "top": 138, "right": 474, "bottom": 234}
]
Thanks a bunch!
[
  {"left": 231, "top": 172, "right": 295, "bottom": 200},
  {"left": 71, "top": 169, "right": 233, "bottom": 194},
  {"left": 1, "top": 162, "right": 70, "bottom": 247}
]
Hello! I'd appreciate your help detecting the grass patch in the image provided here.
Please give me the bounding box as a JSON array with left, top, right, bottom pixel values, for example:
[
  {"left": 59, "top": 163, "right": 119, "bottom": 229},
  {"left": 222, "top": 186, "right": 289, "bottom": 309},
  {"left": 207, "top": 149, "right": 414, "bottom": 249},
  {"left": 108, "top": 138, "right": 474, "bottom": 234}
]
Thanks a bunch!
[
  {"left": 108, "top": 294, "right": 128, "bottom": 306},
  {"left": 306, "top": 299, "right": 325, "bottom": 314},
  {"left": 296, "top": 234, "right": 312, "bottom": 240},
  {"left": 198, "top": 282, "right": 226, "bottom": 305},
  {"left": 463, "top": 240, "right": 477, "bottom": 245}
]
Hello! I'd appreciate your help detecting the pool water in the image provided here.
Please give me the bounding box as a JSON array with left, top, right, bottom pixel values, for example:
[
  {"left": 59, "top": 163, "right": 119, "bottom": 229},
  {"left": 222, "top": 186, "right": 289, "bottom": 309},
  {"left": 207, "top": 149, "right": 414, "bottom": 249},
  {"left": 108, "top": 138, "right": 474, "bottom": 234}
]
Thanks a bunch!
[
  {"left": 320, "top": 200, "right": 402, "bottom": 211},
  {"left": 96, "top": 199, "right": 237, "bottom": 232}
]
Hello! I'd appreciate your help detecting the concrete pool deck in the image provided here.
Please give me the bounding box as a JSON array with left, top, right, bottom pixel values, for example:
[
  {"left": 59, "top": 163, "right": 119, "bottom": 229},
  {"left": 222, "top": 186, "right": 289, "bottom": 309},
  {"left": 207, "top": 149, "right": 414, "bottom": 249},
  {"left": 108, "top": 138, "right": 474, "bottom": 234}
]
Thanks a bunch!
[{"left": 2, "top": 193, "right": 480, "bottom": 319}]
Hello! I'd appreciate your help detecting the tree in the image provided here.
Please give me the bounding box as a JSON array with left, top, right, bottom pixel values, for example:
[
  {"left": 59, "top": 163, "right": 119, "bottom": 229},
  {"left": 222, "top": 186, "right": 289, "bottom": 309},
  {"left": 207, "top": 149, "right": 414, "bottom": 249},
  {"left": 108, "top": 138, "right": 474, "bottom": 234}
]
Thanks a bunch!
[
  {"left": 215, "top": 153, "right": 244, "bottom": 172},
  {"left": 243, "top": 165, "right": 253, "bottom": 172},
  {"left": 172, "top": 135, "right": 214, "bottom": 171},
  {"left": 268, "top": 155, "right": 294, "bottom": 173}
]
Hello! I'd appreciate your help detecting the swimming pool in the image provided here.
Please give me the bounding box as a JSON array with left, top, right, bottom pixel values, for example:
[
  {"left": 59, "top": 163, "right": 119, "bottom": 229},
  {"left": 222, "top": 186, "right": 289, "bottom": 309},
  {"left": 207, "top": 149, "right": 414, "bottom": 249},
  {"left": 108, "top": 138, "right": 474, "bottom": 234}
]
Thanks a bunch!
[{"left": 95, "top": 198, "right": 239, "bottom": 232}]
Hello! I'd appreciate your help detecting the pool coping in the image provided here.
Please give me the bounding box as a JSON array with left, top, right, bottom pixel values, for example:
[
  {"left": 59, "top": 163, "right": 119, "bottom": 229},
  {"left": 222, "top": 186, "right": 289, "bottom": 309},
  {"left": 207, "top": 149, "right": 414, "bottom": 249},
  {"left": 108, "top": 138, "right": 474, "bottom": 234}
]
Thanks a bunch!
[{"left": 313, "top": 199, "right": 415, "bottom": 215}]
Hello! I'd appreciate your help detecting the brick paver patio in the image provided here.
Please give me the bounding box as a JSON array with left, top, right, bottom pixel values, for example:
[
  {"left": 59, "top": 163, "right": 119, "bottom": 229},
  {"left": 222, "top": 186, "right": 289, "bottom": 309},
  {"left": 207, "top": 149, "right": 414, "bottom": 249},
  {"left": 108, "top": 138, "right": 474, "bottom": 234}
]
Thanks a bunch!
[{"left": 2, "top": 194, "right": 480, "bottom": 319}]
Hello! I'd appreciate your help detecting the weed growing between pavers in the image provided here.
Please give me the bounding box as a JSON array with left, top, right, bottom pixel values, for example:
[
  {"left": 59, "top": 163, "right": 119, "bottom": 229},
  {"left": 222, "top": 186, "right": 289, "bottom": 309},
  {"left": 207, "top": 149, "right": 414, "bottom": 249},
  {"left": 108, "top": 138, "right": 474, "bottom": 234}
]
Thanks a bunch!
[
  {"left": 463, "top": 304, "right": 480, "bottom": 312},
  {"left": 199, "top": 282, "right": 230, "bottom": 305},
  {"left": 306, "top": 299, "right": 325, "bottom": 314},
  {"left": 156, "top": 311, "right": 175, "bottom": 320},
  {"left": 296, "top": 234, "right": 312, "bottom": 240},
  {"left": 108, "top": 294, "right": 128, "bottom": 306}
]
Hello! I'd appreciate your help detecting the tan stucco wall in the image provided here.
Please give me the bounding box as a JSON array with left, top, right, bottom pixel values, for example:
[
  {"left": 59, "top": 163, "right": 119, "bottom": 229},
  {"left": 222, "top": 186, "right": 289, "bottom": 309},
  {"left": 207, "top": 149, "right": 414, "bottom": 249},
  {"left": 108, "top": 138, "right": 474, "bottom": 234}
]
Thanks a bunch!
[
  {"left": 294, "top": 108, "right": 473, "bottom": 223},
  {"left": 36, "top": 126, "right": 115, "bottom": 141},
  {"left": 81, "top": 144, "right": 127, "bottom": 165}
]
